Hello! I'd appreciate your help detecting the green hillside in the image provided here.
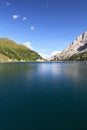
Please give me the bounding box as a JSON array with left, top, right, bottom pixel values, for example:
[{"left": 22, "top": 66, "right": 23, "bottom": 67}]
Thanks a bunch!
[{"left": 0, "top": 38, "right": 43, "bottom": 62}]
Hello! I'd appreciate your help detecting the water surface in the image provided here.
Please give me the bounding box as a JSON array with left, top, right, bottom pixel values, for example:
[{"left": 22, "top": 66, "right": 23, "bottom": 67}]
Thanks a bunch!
[{"left": 0, "top": 62, "right": 87, "bottom": 130}]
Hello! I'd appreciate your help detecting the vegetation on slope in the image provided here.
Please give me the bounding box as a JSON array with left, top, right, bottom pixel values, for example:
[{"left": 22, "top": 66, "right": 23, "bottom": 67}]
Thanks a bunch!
[
  {"left": 67, "top": 51, "right": 87, "bottom": 61},
  {"left": 0, "top": 38, "right": 43, "bottom": 62}
]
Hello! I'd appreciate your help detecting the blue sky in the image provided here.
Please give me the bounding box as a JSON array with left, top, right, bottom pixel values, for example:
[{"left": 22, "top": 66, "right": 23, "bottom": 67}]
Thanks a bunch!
[{"left": 1, "top": 0, "right": 87, "bottom": 58}]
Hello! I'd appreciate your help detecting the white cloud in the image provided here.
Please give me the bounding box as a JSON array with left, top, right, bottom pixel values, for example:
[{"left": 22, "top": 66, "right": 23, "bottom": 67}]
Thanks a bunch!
[
  {"left": 22, "top": 17, "right": 27, "bottom": 21},
  {"left": 41, "top": 49, "right": 46, "bottom": 52},
  {"left": 12, "top": 15, "right": 19, "bottom": 19},
  {"left": 51, "top": 51, "right": 61, "bottom": 56},
  {"left": 39, "top": 52, "right": 50, "bottom": 60},
  {"left": 6, "top": 2, "right": 11, "bottom": 5},
  {"left": 38, "top": 50, "right": 61, "bottom": 60},
  {"left": 38, "top": 49, "right": 50, "bottom": 60},
  {"left": 30, "top": 26, "right": 35, "bottom": 31},
  {"left": 22, "top": 42, "right": 33, "bottom": 50}
]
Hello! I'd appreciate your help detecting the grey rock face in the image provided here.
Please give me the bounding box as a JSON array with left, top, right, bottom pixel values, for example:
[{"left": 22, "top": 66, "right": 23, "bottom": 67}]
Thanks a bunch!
[{"left": 54, "top": 31, "right": 87, "bottom": 60}]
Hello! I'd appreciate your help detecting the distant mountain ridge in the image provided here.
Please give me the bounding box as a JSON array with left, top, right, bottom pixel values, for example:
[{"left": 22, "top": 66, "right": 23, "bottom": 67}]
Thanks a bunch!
[
  {"left": 0, "top": 38, "right": 43, "bottom": 62},
  {"left": 54, "top": 31, "right": 87, "bottom": 61}
]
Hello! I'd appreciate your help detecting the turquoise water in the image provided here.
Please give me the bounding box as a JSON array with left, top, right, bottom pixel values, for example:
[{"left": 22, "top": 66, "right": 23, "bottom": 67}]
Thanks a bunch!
[{"left": 0, "top": 62, "right": 87, "bottom": 130}]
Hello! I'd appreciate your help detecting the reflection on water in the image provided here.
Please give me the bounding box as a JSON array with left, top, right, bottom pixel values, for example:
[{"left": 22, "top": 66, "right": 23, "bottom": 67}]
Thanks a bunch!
[
  {"left": 61, "top": 62, "right": 87, "bottom": 86},
  {"left": 37, "top": 62, "right": 87, "bottom": 86},
  {"left": 0, "top": 62, "right": 87, "bottom": 130},
  {"left": 0, "top": 62, "right": 86, "bottom": 80},
  {"left": 38, "top": 63, "right": 62, "bottom": 75}
]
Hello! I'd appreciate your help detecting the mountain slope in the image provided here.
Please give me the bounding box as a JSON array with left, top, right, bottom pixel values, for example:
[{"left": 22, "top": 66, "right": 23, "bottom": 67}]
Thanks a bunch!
[
  {"left": 0, "top": 38, "right": 43, "bottom": 62},
  {"left": 54, "top": 31, "right": 87, "bottom": 61},
  {"left": 67, "top": 51, "right": 87, "bottom": 61}
]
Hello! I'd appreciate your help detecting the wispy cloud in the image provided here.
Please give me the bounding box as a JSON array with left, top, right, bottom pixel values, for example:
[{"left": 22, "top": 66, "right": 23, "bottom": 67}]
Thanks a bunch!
[
  {"left": 46, "top": 3, "right": 49, "bottom": 8},
  {"left": 6, "top": 2, "right": 11, "bottom": 6},
  {"left": 38, "top": 49, "right": 50, "bottom": 60},
  {"left": 51, "top": 51, "right": 61, "bottom": 56},
  {"left": 38, "top": 50, "right": 61, "bottom": 60},
  {"left": 41, "top": 49, "right": 46, "bottom": 52},
  {"left": 41, "top": 3, "right": 49, "bottom": 9},
  {"left": 39, "top": 52, "right": 50, "bottom": 60},
  {"left": 22, "top": 17, "right": 27, "bottom": 21},
  {"left": 12, "top": 15, "right": 19, "bottom": 20},
  {"left": 22, "top": 42, "right": 33, "bottom": 50},
  {"left": 50, "top": 50, "right": 61, "bottom": 60},
  {"left": 30, "top": 26, "right": 35, "bottom": 31}
]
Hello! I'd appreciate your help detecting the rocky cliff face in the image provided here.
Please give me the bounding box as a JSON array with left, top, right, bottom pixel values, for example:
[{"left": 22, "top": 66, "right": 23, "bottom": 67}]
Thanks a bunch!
[{"left": 54, "top": 31, "right": 87, "bottom": 60}]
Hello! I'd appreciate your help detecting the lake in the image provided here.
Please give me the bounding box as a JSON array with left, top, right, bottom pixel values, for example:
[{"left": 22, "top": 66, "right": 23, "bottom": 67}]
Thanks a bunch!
[{"left": 0, "top": 62, "right": 87, "bottom": 130}]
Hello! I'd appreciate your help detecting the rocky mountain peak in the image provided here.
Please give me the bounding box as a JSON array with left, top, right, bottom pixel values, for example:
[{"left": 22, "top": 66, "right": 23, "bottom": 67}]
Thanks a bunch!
[{"left": 54, "top": 31, "right": 87, "bottom": 60}]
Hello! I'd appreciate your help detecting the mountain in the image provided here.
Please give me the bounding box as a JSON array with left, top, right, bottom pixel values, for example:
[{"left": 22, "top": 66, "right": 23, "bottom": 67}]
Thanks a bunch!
[
  {"left": 0, "top": 38, "right": 43, "bottom": 62},
  {"left": 54, "top": 31, "right": 87, "bottom": 61}
]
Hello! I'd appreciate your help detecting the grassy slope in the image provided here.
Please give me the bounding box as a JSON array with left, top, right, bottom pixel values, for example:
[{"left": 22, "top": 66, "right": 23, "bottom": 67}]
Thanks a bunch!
[{"left": 0, "top": 38, "right": 42, "bottom": 62}]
